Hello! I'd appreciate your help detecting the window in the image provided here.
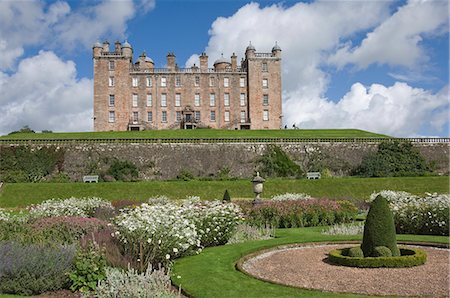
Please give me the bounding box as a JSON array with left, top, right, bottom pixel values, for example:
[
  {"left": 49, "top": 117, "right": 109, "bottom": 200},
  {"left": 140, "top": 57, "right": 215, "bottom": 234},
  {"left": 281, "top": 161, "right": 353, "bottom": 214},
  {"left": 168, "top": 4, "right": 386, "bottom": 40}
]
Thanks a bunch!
[
  {"left": 146, "top": 77, "right": 152, "bottom": 87},
  {"left": 161, "top": 77, "right": 167, "bottom": 87},
  {"left": 224, "top": 93, "right": 230, "bottom": 106},
  {"left": 239, "top": 77, "right": 245, "bottom": 87},
  {"left": 132, "top": 77, "right": 139, "bottom": 87},
  {"left": 194, "top": 76, "right": 200, "bottom": 86},
  {"left": 133, "top": 111, "right": 139, "bottom": 123},
  {"left": 194, "top": 94, "right": 200, "bottom": 107},
  {"left": 262, "top": 78, "right": 268, "bottom": 88},
  {"left": 224, "top": 111, "right": 230, "bottom": 122},
  {"left": 176, "top": 111, "right": 181, "bottom": 122},
  {"left": 262, "top": 62, "right": 268, "bottom": 72},
  {"left": 161, "top": 111, "right": 167, "bottom": 122},
  {"left": 108, "top": 61, "right": 115, "bottom": 70},
  {"left": 175, "top": 76, "right": 181, "bottom": 87},
  {"left": 146, "top": 94, "right": 152, "bottom": 107},
  {"left": 224, "top": 77, "right": 229, "bottom": 87},
  {"left": 175, "top": 93, "right": 181, "bottom": 107},
  {"left": 109, "top": 95, "right": 115, "bottom": 107},
  {"left": 108, "top": 111, "right": 115, "bottom": 123},
  {"left": 209, "top": 93, "right": 215, "bottom": 106},
  {"left": 109, "top": 77, "right": 114, "bottom": 87},
  {"left": 263, "top": 110, "right": 269, "bottom": 121},
  {"left": 210, "top": 111, "right": 216, "bottom": 121},
  {"left": 263, "top": 94, "right": 269, "bottom": 106},
  {"left": 240, "top": 93, "right": 245, "bottom": 106},
  {"left": 147, "top": 111, "right": 153, "bottom": 122},
  {"left": 195, "top": 111, "right": 201, "bottom": 121},
  {"left": 209, "top": 77, "right": 214, "bottom": 87},
  {"left": 161, "top": 94, "right": 167, "bottom": 107},
  {"left": 132, "top": 94, "right": 138, "bottom": 107},
  {"left": 240, "top": 111, "right": 246, "bottom": 123}
]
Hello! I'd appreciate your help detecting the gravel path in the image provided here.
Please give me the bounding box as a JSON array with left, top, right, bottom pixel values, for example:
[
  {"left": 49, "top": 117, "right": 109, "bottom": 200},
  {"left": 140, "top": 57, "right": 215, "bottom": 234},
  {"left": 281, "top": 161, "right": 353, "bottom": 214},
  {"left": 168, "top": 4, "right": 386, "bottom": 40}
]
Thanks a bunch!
[{"left": 242, "top": 244, "right": 450, "bottom": 297}]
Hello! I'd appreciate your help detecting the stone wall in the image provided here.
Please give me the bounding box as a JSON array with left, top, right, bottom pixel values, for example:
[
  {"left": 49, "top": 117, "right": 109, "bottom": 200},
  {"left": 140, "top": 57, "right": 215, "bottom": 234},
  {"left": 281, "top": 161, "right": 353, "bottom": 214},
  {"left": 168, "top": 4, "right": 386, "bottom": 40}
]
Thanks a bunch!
[{"left": 48, "top": 142, "right": 450, "bottom": 180}]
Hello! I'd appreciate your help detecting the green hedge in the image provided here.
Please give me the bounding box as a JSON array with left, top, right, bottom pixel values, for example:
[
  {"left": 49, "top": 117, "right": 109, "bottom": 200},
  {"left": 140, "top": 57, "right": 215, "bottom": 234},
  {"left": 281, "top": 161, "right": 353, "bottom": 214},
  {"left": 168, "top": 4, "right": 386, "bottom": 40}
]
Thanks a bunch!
[{"left": 328, "top": 247, "right": 427, "bottom": 268}]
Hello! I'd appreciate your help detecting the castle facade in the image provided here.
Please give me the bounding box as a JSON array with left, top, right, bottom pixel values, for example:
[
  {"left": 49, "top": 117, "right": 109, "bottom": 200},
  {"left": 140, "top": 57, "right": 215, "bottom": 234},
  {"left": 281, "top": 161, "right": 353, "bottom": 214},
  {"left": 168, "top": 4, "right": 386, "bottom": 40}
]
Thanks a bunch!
[{"left": 92, "top": 41, "right": 282, "bottom": 130}]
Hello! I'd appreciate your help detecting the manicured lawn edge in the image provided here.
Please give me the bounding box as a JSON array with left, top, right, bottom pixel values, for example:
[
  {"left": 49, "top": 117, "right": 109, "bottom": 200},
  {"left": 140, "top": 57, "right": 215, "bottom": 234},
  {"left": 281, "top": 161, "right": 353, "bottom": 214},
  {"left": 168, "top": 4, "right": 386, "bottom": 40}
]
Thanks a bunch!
[{"left": 171, "top": 227, "right": 449, "bottom": 298}]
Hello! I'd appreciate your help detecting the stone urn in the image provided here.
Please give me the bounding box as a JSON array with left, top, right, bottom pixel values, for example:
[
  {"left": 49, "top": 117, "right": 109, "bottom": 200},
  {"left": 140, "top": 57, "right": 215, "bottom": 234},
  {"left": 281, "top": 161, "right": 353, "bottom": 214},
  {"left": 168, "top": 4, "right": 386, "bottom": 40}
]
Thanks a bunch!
[{"left": 252, "top": 172, "right": 265, "bottom": 206}]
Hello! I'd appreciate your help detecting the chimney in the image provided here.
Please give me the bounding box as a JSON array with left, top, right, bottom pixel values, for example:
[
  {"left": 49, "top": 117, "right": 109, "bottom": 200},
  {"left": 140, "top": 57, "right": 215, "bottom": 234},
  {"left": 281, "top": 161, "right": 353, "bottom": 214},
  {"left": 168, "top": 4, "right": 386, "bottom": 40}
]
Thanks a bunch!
[
  {"left": 231, "top": 53, "right": 237, "bottom": 71},
  {"left": 199, "top": 53, "right": 208, "bottom": 72},
  {"left": 167, "top": 52, "right": 176, "bottom": 71},
  {"left": 114, "top": 41, "right": 121, "bottom": 53},
  {"left": 102, "top": 40, "right": 110, "bottom": 52}
]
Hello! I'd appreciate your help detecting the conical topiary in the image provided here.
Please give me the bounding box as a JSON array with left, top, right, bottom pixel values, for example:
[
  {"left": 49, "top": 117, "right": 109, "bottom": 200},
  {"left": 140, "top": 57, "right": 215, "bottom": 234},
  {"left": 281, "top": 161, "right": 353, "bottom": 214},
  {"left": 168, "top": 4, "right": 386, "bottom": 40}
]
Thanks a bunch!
[
  {"left": 361, "top": 195, "right": 400, "bottom": 257},
  {"left": 223, "top": 189, "right": 231, "bottom": 202}
]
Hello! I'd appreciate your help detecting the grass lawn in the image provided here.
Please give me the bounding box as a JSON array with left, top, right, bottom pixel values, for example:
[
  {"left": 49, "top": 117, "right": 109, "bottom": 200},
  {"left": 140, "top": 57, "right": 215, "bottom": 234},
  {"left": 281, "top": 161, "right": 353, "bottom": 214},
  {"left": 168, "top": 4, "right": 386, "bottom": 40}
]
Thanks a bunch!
[
  {"left": 0, "top": 176, "right": 448, "bottom": 208},
  {"left": 172, "top": 227, "right": 449, "bottom": 298},
  {"left": 0, "top": 129, "right": 388, "bottom": 140}
]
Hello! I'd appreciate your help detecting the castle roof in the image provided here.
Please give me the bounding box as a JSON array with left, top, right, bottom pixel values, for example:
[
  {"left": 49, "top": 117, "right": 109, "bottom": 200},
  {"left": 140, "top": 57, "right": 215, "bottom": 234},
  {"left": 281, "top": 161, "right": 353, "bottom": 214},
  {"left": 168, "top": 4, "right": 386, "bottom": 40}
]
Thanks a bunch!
[
  {"left": 122, "top": 40, "right": 132, "bottom": 48},
  {"left": 93, "top": 41, "right": 102, "bottom": 48},
  {"left": 213, "top": 54, "right": 230, "bottom": 65},
  {"left": 246, "top": 42, "right": 255, "bottom": 51},
  {"left": 272, "top": 42, "right": 281, "bottom": 51}
]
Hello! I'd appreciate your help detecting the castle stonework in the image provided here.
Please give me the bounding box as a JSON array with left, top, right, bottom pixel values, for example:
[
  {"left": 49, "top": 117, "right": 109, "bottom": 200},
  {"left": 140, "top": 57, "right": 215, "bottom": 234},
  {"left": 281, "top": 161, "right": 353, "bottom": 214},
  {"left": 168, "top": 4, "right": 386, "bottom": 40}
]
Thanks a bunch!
[{"left": 93, "top": 41, "right": 282, "bottom": 130}]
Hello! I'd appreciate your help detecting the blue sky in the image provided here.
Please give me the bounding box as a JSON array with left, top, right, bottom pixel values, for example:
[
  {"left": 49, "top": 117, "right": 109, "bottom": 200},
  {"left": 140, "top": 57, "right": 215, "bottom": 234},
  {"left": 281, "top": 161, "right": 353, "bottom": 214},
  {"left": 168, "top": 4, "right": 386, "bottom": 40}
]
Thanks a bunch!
[{"left": 0, "top": 0, "right": 448, "bottom": 137}]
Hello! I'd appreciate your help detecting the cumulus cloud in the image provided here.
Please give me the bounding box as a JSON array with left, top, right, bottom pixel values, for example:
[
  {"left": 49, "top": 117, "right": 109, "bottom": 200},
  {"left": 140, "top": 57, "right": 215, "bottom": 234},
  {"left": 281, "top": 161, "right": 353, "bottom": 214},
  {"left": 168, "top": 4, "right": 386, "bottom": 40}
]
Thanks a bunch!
[
  {"left": 186, "top": 1, "right": 448, "bottom": 136},
  {"left": 328, "top": 0, "right": 448, "bottom": 69},
  {"left": 0, "top": 51, "right": 92, "bottom": 134}
]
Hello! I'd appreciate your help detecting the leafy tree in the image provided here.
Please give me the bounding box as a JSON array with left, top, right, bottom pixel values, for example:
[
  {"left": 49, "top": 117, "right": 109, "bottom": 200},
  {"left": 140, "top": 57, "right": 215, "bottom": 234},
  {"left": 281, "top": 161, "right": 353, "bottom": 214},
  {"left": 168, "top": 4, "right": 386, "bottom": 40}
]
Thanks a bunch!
[
  {"left": 8, "top": 125, "right": 35, "bottom": 135},
  {"left": 356, "top": 140, "right": 430, "bottom": 177}
]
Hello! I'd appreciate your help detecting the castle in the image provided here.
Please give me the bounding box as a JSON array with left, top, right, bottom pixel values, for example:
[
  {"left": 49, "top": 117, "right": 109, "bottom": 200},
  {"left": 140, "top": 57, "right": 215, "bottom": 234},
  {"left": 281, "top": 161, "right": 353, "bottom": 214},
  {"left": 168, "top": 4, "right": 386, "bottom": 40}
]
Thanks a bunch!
[{"left": 92, "top": 40, "right": 282, "bottom": 130}]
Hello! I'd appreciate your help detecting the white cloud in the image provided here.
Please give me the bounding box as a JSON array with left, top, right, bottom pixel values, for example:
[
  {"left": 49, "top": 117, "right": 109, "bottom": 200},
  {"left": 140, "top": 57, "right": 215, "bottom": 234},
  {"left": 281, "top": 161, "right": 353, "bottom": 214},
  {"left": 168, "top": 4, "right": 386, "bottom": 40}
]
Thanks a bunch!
[
  {"left": 328, "top": 0, "right": 449, "bottom": 69},
  {"left": 284, "top": 82, "right": 449, "bottom": 137},
  {"left": 0, "top": 51, "right": 92, "bottom": 134},
  {"left": 186, "top": 1, "right": 448, "bottom": 136}
]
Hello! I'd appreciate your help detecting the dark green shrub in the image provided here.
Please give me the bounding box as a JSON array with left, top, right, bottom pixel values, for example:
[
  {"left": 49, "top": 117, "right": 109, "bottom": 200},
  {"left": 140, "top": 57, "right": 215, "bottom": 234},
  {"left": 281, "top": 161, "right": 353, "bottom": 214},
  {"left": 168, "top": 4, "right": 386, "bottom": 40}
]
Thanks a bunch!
[
  {"left": 329, "top": 247, "right": 427, "bottom": 268},
  {"left": 356, "top": 140, "right": 431, "bottom": 177},
  {"left": 361, "top": 195, "right": 400, "bottom": 257},
  {"left": 177, "top": 169, "right": 194, "bottom": 181},
  {"left": 0, "top": 241, "right": 75, "bottom": 295},
  {"left": 69, "top": 245, "right": 107, "bottom": 293},
  {"left": 106, "top": 159, "right": 138, "bottom": 181},
  {"left": 259, "top": 145, "right": 303, "bottom": 178},
  {"left": 373, "top": 246, "right": 392, "bottom": 257},
  {"left": 8, "top": 125, "right": 35, "bottom": 135},
  {"left": 348, "top": 246, "right": 364, "bottom": 258},
  {"left": 223, "top": 189, "right": 231, "bottom": 202}
]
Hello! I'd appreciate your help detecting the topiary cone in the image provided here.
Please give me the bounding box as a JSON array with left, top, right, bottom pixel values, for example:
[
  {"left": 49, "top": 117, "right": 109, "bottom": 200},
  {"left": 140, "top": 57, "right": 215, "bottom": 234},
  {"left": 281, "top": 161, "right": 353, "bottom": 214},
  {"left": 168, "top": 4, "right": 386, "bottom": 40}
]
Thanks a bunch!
[{"left": 361, "top": 195, "right": 400, "bottom": 257}]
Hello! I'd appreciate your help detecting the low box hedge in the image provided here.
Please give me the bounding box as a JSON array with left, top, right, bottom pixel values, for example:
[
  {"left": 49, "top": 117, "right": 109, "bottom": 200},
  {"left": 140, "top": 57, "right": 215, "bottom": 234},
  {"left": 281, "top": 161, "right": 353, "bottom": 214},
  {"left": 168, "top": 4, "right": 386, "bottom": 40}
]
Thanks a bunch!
[{"left": 328, "top": 246, "right": 427, "bottom": 268}]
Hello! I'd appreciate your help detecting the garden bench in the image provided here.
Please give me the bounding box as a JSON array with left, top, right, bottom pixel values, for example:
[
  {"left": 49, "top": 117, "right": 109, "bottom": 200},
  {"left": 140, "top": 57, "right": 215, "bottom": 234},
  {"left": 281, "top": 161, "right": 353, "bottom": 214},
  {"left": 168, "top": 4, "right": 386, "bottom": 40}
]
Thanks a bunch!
[
  {"left": 83, "top": 175, "right": 99, "bottom": 183},
  {"left": 306, "top": 172, "right": 321, "bottom": 179}
]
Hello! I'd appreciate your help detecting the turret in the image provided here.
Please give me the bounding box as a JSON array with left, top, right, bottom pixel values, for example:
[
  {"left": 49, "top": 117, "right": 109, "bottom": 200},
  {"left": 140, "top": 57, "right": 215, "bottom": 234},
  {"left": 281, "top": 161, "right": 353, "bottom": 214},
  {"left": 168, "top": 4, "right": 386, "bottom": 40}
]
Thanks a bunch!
[
  {"left": 245, "top": 42, "right": 255, "bottom": 58},
  {"left": 122, "top": 40, "right": 133, "bottom": 60},
  {"left": 138, "top": 52, "right": 154, "bottom": 69},
  {"left": 102, "top": 40, "right": 110, "bottom": 52},
  {"left": 199, "top": 53, "right": 208, "bottom": 72},
  {"left": 213, "top": 54, "right": 230, "bottom": 71},
  {"left": 93, "top": 41, "right": 102, "bottom": 58},
  {"left": 231, "top": 53, "right": 237, "bottom": 71},
  {"left": 272, "top": 42, "right": 281, "bottom": 58},
  {"left": 166, "top": 52, "right": 176, "bottom": 71}
]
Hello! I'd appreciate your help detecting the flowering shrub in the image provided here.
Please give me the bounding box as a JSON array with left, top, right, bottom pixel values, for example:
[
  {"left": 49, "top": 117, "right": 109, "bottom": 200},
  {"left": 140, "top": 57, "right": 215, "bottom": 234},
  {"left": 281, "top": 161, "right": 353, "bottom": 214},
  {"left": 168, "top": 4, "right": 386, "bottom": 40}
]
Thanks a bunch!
[
  {"left": 181, "top": 199, "right": 244, "bottom": 247},
  {"left": 30, "top": 216, "right": 110, "bottom": 244},
  {"left": 0, "top": 208, "right": 13, "bottom": 221},
  {"left": 0, "top": 241, "right": 75, "bottom": 296},
  {"left": 96, "top": 265, "right": 177, "bottom": 298},
  {"left": 271, "top": 193, "right": 312, "bottom": 201},
  {"left": 237, "top": 199, "right": 357, "bottom": 228},
  {"left": 227, "top": 223, "right": 274, "bottom": 244},
  {"left": 370, "top": 190, "right": 449, "bottom": 235},
  {"left": 114, "top": 203, "right": 200, "bottom": 269},
  {"left": 28, "top": 197, "right": 113, "bottom": 218}
]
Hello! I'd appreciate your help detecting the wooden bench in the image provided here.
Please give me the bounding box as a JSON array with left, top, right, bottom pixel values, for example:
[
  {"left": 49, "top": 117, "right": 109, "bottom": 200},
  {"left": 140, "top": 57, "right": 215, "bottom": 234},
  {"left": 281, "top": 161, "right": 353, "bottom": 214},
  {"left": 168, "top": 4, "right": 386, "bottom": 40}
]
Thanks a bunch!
[
  {"left": 306, "top": 172, "right": 321, "bottom": 180},
  {"left": 83, "top": 175, "right": 99, "bottom": 183}
]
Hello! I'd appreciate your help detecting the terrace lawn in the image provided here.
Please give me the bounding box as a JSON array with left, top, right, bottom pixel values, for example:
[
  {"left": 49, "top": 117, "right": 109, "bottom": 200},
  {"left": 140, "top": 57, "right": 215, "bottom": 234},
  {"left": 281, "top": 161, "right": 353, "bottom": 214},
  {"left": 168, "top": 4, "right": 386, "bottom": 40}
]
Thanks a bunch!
[
  {"left": 172, "top": 226, "right": 449, "bottom": 298},
  {"left": 0, "top": 176, "right": 448, "bottom": 208},
  {"left": 0, "top": 129, "right": 388, "bottom": 140}
]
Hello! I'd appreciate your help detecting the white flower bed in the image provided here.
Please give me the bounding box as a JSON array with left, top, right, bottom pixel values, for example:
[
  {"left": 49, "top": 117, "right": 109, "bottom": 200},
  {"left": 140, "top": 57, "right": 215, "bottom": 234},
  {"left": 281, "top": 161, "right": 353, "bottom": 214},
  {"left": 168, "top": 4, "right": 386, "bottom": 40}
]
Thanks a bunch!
[
  {"left": 322, "top": 222, "right": 364, "bottom": 235},
  {"left": 271, "top": 193, "right": 312, "bottom": 201},
  {"left": 370, "top": 190, "right": 450, "bottom": 235},
  {"left": 114, "top": 199, "right": 243, "bottom": 266},
  {"left": 28, "top": 197, "right": 113, "bottom": 218},
  {"left": 96, "top": 265, "right": 177, "bottom": 298},
  {"left": 0, "top": 209, "right": 12, "bottom": 221}
]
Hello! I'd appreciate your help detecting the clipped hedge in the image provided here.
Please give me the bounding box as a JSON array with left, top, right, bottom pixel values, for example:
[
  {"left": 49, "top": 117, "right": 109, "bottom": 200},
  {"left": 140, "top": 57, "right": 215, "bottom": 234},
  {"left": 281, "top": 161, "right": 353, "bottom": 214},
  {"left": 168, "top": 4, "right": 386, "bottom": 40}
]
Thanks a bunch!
[{"left": 328, "top": 247, "right": 427, "bottom": 268}]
